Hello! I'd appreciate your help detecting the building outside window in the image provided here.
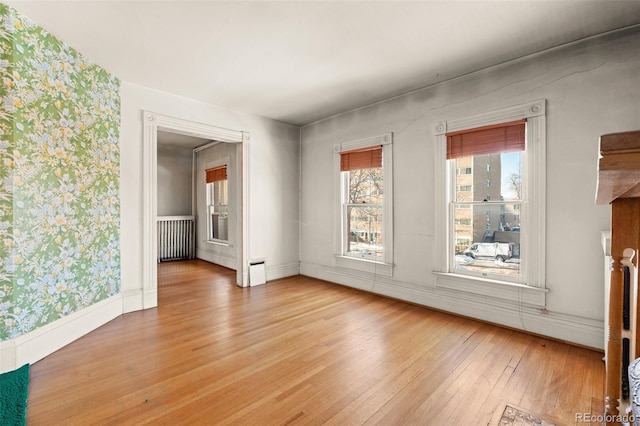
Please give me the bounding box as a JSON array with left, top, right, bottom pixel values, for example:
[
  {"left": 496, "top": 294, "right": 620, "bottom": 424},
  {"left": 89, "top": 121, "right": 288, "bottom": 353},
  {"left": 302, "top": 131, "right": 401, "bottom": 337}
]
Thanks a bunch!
[
  {"left": 447, "top": 120, "right": 525, "bottom": 281},
  {"left": 205, "top": 165, "right": 228, "bottom": 242},
  {"left": 434, "top": 100, "right": 546, "bottom": 304}
]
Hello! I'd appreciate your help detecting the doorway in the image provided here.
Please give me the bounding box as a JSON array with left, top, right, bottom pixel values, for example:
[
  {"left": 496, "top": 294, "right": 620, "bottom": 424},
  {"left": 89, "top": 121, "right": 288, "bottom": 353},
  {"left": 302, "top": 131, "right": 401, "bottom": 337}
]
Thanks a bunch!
[{"left": 142, "top": 111, "right": 250, "bottom": 309}]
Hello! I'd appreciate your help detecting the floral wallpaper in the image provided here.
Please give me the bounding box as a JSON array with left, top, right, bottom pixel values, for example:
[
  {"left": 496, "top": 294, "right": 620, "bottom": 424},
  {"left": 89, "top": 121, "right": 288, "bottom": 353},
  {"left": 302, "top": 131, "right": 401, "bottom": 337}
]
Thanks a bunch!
[{"left": 0, "top": 4, "right": 120, "bottom": 340}]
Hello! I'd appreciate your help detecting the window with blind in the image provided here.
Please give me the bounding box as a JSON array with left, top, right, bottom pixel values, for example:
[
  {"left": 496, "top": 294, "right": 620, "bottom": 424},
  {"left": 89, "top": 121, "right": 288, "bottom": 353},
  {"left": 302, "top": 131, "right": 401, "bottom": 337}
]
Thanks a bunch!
[
  {"left": 433, "top": 100, "right": 547, "bottom": 300},
  {"left": 447, "top": 120, "right": 525, "bottom": 281},
  {"left": 335, "top": 133, "right": 394, "bottom": 273},
  {"left": 205, "top": 164, "right": 229, "bottom": 242},
  {"left": 341, "top": 146, "right": 384, "bottom": 259}
]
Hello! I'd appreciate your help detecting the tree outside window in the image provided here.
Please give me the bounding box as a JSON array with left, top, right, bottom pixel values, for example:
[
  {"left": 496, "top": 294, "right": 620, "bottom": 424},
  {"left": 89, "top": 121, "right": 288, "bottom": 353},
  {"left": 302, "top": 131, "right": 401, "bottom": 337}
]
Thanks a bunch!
[
  {"left": 335, "top": 133, "right": 394, "bottom": 275},
  {"left": 345, "top": 167, "right": 383, "bottom": 258}
]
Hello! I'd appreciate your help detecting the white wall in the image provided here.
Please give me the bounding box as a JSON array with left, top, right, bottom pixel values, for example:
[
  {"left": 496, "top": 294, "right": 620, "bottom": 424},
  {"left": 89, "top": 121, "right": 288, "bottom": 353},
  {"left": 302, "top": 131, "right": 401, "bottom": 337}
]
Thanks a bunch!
[
  {"left": 195, "top": 142, "right": 238, "bottom": 269},
  {"left": 300, "top": 28, "right": 640, "bottom": 349},
  {"left": 120, "top": 83, "right": 301, "bottom": 310},
  {"left": 157, "top": 143, "right": 193, "bottom": 216}
]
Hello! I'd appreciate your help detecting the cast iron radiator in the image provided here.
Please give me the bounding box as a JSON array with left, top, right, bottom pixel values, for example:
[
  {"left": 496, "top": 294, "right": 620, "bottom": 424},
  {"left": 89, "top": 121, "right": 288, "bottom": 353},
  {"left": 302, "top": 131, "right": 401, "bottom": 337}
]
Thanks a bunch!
[{"left": 157, "top": 216, "right": 195, "bottom": 262}]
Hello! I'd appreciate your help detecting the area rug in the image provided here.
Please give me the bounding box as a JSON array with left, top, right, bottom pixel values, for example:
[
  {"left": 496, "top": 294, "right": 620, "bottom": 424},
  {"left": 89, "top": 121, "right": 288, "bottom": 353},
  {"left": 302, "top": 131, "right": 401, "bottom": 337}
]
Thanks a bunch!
[
  {"left": 499, "top": 405, "right": 555, "bottom": 426},
  {"left": 0, "top": 364, "right": 30, "bottom": 426}
]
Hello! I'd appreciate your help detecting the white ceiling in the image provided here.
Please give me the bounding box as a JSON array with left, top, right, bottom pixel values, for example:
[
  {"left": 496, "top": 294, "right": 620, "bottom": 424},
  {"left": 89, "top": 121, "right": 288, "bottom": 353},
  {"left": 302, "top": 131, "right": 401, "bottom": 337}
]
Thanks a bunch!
[
  {"left": 6, "top": 1, "right": 640, "bottom": 126},
  {"left": 157, "top": 131, "right": 211, "bottom": 149}
]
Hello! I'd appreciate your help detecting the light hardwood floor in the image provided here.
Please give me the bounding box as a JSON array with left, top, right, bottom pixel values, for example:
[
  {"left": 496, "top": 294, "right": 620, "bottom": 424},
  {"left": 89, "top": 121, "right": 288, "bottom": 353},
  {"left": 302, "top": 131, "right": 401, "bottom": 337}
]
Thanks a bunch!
[{"left": 27, "top": 260, "right": 604, "bottom": 425}]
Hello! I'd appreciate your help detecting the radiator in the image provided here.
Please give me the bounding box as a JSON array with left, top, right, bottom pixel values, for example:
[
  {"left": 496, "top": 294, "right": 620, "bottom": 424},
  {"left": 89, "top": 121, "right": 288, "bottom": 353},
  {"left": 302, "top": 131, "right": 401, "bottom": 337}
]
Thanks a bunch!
[{"left": 157, "top": 216, "right": 195, "bottom": 262}]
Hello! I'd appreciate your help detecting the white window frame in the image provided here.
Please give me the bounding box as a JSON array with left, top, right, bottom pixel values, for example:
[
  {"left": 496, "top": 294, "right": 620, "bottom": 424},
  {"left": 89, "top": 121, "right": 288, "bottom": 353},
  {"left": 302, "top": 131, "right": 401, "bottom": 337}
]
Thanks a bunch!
[
  {"left": 334, "top": 133, "right": 394, "bottom": 277},
  {"left": 433, "top": 100, "right": 547, "bottom": 306},
  {"left": 205, "top": 157, "right": 231, "bottom": 246}
]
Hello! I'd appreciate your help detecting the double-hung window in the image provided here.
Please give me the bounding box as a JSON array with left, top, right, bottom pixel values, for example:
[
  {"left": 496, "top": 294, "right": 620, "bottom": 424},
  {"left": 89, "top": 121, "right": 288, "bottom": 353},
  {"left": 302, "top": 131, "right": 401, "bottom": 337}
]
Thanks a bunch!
[
  {"left": 448, "top": 120, "right": 525, "bottom": 280},
  {"left": 335, "top": 133, "right": 393, "bottom": 276},
  {"left": 205, "top": 164, "right": 228, "bottom": 242},
  {"left": 341, "top": 146, "right": 383, "bottom": 259},
  {"left": 434, "top": 100, "right": 546, "bottom": 305}
]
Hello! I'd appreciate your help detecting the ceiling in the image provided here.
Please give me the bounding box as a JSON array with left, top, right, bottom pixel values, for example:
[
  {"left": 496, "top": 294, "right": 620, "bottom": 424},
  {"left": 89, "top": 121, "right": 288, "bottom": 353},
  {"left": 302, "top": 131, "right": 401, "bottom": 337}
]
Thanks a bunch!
[
  {"left": 157, "top": 131, "right": 211, "bottom": 149},
  {"left": 6, "top": 1, "right": 640, "bottom": 126}
]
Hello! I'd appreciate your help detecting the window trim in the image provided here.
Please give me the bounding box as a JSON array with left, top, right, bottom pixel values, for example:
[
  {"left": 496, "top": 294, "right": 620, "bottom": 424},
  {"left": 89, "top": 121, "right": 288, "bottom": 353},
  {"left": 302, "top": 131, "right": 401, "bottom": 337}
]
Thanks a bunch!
[
  {"left": 204, "top": 157, "right": 231, "bottom": 246},
  {"left": 334, "top": 133, "right": 394, "bottom": 276},
  {"left": 434, "top": 100, "right": 546, "bottom": 304}
]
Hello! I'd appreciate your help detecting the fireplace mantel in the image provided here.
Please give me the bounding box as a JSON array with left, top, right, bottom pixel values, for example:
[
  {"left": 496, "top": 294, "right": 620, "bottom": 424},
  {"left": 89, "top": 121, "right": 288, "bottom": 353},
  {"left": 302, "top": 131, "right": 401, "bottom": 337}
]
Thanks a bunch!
[{"left": 596, "top": 130, "right": 640, "bottom": 205}]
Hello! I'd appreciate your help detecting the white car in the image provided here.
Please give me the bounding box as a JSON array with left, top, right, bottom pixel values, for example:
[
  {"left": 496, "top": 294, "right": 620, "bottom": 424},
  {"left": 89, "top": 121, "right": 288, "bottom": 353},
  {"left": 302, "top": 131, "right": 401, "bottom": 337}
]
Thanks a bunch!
[{"left": 463, "top": 242, "right": 513, "bottom": 262}]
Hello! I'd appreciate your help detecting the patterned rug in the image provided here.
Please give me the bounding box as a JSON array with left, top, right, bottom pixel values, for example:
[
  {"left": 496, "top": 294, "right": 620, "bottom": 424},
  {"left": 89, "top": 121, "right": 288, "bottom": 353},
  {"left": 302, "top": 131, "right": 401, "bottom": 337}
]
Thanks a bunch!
[{"left": 499, "top": 405, "right": 555, "bottom": 426}]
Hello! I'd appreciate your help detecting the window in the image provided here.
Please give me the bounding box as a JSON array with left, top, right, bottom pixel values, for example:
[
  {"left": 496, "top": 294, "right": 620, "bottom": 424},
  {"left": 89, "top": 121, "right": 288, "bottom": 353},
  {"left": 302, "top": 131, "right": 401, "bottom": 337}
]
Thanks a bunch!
[
  {"left": 434, "top": 100, "right": 546, "bottom": 305},
  {"left": 342, "top": 148, "right": 383, "bottom": 259},
  {"left": 335, "top": 133, "right": 393, "bottom": 276},
  {"left": 449, "top": 120, "right": 524, "bottom": 281},
  {"left": 205, "top": 165, "right": 228, "bottom": 242}
]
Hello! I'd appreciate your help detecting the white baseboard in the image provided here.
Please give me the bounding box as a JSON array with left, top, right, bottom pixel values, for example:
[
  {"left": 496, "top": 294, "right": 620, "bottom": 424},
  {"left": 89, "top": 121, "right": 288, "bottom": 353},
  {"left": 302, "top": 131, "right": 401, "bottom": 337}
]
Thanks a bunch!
[
  {"left": 266, "top": 261, "right": 300, "bottom": 281},
  {"left": 196, "top": 250, "right": 237, "bottom": 271},
  {"left": 0, "top": 294, "right": 123, "bottom": 373},
  {"left": 123, "top": 288, "right": 143, "bottom": 313},
  {"left": 143, "top": 288, "right": 158, "bottom": 309},
  {"left": 196, "top": 250, "right": 299, "bottom": 285},
  {"left": 300, "top": 261, "right": 604, "bottom": 350}
]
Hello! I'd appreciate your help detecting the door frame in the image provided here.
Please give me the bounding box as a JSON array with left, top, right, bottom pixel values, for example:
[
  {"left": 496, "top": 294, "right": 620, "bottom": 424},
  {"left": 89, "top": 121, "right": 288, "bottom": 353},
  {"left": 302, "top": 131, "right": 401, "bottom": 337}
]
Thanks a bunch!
[{"left": 142, "top": 111, "right": 250, "bottom": 308}]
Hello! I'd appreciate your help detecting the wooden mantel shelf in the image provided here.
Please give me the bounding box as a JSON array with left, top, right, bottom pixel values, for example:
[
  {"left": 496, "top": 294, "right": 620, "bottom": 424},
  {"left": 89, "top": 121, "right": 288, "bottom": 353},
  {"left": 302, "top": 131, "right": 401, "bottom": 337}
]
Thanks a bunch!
[{"left": 596, "top": 130, "right": 640, "bottom": 205}]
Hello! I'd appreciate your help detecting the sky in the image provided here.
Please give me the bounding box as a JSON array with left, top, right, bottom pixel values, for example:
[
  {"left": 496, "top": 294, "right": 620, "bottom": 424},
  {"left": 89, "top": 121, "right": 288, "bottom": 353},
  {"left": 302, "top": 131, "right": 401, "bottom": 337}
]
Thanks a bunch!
[{"left": 501, "top": 151, "right": 522, "bottom": 200}]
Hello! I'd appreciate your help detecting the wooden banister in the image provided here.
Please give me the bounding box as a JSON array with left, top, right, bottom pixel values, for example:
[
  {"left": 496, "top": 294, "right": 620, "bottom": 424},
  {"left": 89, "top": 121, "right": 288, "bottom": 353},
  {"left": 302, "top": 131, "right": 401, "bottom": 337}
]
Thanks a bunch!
[{"left": 597, "top": 130, "right": 640, "bottom": 425}]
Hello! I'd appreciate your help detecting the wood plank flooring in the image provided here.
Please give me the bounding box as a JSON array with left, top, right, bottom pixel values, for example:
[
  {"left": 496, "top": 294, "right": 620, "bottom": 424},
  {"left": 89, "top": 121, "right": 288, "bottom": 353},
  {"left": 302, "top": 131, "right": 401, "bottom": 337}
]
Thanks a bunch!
[{"left": 26, "top": 260, "right": 604, "bottom": 425}]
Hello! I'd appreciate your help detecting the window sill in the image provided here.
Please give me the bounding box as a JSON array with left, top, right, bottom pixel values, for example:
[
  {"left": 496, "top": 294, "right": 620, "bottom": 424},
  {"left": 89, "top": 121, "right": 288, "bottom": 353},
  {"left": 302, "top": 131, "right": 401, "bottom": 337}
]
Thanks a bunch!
[
  {"left": 433, "top": 272, "right": 547, "bottom": 307},
  {"left": 335, "top": 255, "right": 393, "bottom": 277},
  {"left": 206, "top": 240, "right": 232, "bottom": 248}
]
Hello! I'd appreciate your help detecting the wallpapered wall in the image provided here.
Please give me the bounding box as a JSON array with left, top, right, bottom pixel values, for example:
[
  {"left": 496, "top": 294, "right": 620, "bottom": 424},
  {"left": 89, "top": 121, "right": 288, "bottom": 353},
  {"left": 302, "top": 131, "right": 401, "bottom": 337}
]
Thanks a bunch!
[{"left": 0, "top": 5, "right": 121, "bottom": 341}]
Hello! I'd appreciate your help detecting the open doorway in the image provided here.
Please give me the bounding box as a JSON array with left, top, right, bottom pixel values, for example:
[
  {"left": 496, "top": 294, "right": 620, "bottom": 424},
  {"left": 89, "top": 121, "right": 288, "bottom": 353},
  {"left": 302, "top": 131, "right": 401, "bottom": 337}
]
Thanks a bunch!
[
  {"left": 142, "top": 111, "right": 250, "bottom": 309},
  {"left": 157, "top": 131, "right": 203, "bottom": 219}
]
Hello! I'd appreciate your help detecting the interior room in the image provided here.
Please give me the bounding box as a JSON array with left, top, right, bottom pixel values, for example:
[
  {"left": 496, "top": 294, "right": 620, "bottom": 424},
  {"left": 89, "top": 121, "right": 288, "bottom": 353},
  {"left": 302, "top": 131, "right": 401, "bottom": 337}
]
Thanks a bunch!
[{"left": 0, "top": 1, "right": 639, "bottom": 424}]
